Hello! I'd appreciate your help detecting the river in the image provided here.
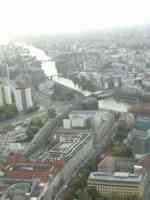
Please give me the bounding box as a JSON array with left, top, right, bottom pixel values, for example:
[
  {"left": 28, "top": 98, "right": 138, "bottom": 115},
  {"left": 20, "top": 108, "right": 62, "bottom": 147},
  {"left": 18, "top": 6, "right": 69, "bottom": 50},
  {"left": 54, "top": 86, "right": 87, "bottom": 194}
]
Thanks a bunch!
[
  {"left": 22, "top": 44, "right": 90, "bottom": 96},
  {"left": 16, "top": 43, "right": 130, "bottom": 112}
]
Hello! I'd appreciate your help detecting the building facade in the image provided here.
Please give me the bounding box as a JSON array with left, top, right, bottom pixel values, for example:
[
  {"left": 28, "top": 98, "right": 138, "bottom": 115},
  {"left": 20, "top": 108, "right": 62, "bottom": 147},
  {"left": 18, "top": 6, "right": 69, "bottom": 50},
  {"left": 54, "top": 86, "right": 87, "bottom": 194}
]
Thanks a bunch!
[
  {"left": 0, "top": 82, "right": 12, "bottom": 106},
  {"left": 14, "top": 87, "right": 33, "bottom": 112},
  {"left": 132, "top": 129, "right": 150, "bottom": 155},
  {"left": 88, "top": 172, "right": 146, "bottom": 199}
]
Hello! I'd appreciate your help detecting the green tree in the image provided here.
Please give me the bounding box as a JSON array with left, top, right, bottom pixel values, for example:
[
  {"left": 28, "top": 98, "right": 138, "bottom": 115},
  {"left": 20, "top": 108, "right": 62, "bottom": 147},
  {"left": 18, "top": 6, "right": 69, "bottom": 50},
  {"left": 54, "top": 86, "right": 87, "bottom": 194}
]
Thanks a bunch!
[
  {"left": 111, "top": 144, "right": 134, "bottom": 158},
  {"left": 87, "top": 188, "right": 100, "bottom": 200},
  {"left": 48, "top": 108, "right": 57, "bottom": 118},
  {"left": 26, "top": 117, "right": 44, "bottom": 141},
  {"left": 70, "top": 176, "right": 85, "bottom": 193},
  {"left": 0, "top": 104, "right": 18, "bottom": 120}
]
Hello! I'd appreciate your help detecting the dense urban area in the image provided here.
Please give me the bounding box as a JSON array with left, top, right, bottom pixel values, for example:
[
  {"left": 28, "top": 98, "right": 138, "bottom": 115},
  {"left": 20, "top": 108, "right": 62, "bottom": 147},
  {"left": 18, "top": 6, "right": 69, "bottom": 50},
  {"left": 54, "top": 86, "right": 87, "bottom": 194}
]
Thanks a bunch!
[{"left": 0, "top": 26, "right": 150, "bottom": 200}]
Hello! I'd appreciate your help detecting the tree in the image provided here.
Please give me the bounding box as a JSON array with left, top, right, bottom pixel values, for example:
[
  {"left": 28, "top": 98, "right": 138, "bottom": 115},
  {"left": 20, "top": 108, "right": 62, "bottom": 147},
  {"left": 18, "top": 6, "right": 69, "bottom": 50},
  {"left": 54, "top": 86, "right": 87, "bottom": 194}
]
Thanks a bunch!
[
  {"left": 70, "top": 176, "right": 85, "bottom": 193},
  {"left": 111, "top": 144, "right": 134, "bottom": 158},
  {"left": 0, "top": 104, "right": 18, "bottom": 120},
  {"left": 87, "top": 188, "right": 100, "bottom": 200},
  {"left": 26, "top": 117, "right": 44, "bottom": 141},
  {"left": 48, "top": 108, "right": 57, "bottom": 118},
  {"left": 113, "top": 130, "right": 128, "bottom": 142},
  {"left": 86, "top": 158, "right": 97, "bottom": 171}
]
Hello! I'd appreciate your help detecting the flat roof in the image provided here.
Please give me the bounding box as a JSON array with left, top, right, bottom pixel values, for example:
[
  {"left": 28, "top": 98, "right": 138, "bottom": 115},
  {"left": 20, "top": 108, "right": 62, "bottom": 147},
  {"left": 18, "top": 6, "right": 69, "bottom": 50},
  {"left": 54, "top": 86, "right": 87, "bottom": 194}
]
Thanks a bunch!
[
  {"left": 70, "top": 110, "right": 97, "bottom": 115},
  {"left": 50, "top": 133, "right": 90, "bottom": 155},
  {"left": 50, "top": 140, "right": 79, "bottom": 154},
  {"left": 98, "top": 97, "right": 130, "bottom": 112},
  {"left": 88, "top": 172, "right": 143, "bottom": 183}
]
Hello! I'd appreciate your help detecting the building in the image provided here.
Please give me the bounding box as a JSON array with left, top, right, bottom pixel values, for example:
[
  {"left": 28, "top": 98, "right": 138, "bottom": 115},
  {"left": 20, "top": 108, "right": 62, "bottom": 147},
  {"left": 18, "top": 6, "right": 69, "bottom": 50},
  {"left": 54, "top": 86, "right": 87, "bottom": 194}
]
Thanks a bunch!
[
  {"left": 135, "top": 115, "right": 150, "bottom": 130},
  {"left": 128, "top": 103, "right": 150, "bottom": 114},
  {"left": 49, "top": 133, "right": 93, "bottom": 161},
  {"left": 63, "top": 119, "right": 71, "bottom": 129},
  {"left": 4, "top": 161, "right": 57, "bottom": 183},
  {"left": 98, "top": 97, "right": 130, "bottom": 113},
  {"left": 132, "top": 129, "right": 150, "bottom": 155},
  {"left": 0, "top": 81, "right": 12, "bottom": 106},
  {"left": 44, "top": 131, "right": 95, "bottom": 200},
  {"left": 138, "top": 155, "right": 150, "bottom": 180},
  {"left": 49, "top": 131, "right": 94, "bottom": 181},
  {"left": 14, "top": 86, "right": 33, "bottom": 112},
  {"left": 88, "top": 171, "right": 146, "bottom": 199},
  {"left": 97, "top": 156, "right": 135, "bottom": 173},
  {"left": 100, "top": 76, "right": 122, "bottom": 89},
  {"left": 69, "top": 110, "right": 98, "bottom": 128},
  {"left": 114, "top": 86, "right": 143, "bottom": 104}
]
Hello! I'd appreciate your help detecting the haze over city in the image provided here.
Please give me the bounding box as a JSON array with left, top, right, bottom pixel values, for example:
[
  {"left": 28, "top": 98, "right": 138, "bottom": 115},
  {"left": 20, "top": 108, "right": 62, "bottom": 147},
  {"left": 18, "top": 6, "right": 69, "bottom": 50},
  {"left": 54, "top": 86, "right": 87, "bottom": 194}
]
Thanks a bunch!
[
  {"left": 1, "top": 0, "right": 150, "bottom": 200},
  {"left": 0, "top": 0, "right": 150, "bottom": 42}
]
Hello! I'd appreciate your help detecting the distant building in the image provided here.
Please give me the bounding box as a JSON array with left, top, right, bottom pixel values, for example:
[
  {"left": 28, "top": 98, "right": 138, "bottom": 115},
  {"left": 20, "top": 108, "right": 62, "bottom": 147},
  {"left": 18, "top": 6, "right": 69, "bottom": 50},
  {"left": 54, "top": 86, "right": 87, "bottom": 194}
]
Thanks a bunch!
[
  {"left": 14, "top": 86, "right": 33, "bottom": 112},
  {"left": 114, "top": 86, "right": 143, "bottom": 103},
  {"left": 69, "top": 110, "right": 98, "bottom": 128},
  {"left": 88, "top": 171, "right": 146, "bottom": 199}
]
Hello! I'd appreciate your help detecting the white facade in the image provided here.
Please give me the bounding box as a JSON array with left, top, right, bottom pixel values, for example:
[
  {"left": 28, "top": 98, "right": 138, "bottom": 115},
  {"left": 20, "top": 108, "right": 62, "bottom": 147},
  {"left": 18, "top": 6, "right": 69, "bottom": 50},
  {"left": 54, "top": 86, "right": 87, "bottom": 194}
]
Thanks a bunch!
[
  {"left": 14, "top": 89, "right": 23, "bottom": 111},
  {"left": 0, "top": 86, "right": 4, "bottom": 106},
  {"left": 14, "top": 87, "right": 33, "bottom": 111},
  {"left": 114, "top": 79, "right": 119, "bottom": 87},
  {"left": 63, "top": 119, "right": 71, "bottom": 129},
  {"left": 104, "top": 81, "right": 109, "bottom": 89},
  {"left": 71, "top": 117, "right": 86, "bottom": 128},
  {"left": 98, "top": 98, "right": 129, "bottom": 112},
  {"left": 4, "top": 85, "right": 12, "bottom": 104},
  {"left": 25, "top": 88, "right": 33, "bottom": 108},
  {"left": 0, "top": 84, "right": 12, "bottom": 106}
]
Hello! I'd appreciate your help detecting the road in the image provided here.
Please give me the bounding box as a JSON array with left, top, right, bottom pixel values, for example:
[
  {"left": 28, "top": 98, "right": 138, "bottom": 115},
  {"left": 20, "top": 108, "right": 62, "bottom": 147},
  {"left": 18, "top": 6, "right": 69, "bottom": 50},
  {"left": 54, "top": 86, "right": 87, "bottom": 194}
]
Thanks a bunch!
[
  {"left": 54, "top": 152, "right": 96, "bottom": 200},
  {"left": 53, "top": 117, "right": 120, "bottom": 200}
]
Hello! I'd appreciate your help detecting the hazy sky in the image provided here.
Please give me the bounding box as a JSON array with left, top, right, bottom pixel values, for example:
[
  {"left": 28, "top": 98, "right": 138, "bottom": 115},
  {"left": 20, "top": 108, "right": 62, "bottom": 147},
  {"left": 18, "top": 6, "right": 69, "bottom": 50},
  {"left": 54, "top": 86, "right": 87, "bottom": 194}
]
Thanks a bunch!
[{"left": 0, "top": 0, "right": 149, "bottom": 42}]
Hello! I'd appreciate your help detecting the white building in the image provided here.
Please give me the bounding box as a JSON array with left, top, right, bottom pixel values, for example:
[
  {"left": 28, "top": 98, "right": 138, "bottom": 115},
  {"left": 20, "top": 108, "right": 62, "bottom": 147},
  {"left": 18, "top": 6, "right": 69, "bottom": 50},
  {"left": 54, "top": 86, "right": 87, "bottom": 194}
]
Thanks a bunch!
[
  {"left": 14, "top": 87, "right": 33, "bottom": 112},
  {"left": 0, "top": 81, "right": 12, "bottom": 106},
  {"left": 63, "top": 119, "right": 71, "bottom": 129}
]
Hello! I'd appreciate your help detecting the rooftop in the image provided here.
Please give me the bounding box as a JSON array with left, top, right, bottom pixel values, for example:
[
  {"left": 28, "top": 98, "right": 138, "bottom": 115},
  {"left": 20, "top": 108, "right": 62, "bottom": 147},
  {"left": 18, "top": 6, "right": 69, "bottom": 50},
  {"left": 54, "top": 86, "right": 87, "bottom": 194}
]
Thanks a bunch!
[
  {"left": 97, "top": 156, "right": 134, "bottom": 171},
  {"left": 49, "top": 133, "right": 91, "bottom": 160},
  {"left": 88, "top": 171, "right": 143, "bottom": 183},
  {"left": 98, "top": 97, "right": 130, "bottom": 112},
  {"left": 69, "top": 110, "right": 97, "bottom": 116}
]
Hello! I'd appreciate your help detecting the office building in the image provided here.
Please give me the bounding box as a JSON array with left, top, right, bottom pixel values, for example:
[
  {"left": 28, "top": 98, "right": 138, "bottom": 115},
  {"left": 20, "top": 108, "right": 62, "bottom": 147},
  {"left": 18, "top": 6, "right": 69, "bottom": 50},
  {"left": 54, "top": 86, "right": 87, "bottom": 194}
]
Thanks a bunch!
[{"left": 88, "top": 172, "right": 146, "bottom": 199}]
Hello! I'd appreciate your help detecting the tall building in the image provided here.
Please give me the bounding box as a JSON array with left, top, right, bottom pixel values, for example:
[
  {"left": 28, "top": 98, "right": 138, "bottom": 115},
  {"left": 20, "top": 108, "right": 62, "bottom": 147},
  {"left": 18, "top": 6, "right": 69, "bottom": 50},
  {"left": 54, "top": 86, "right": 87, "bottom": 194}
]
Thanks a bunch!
[
  {"left": 0, "top": 81, "right": 12, "bottom": 106},
  {"left": 14, "top": 86, "right": 33, "bottom": 112},
  {"left": 88, "top": 172, "right": 146, "bottom": 199}
]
